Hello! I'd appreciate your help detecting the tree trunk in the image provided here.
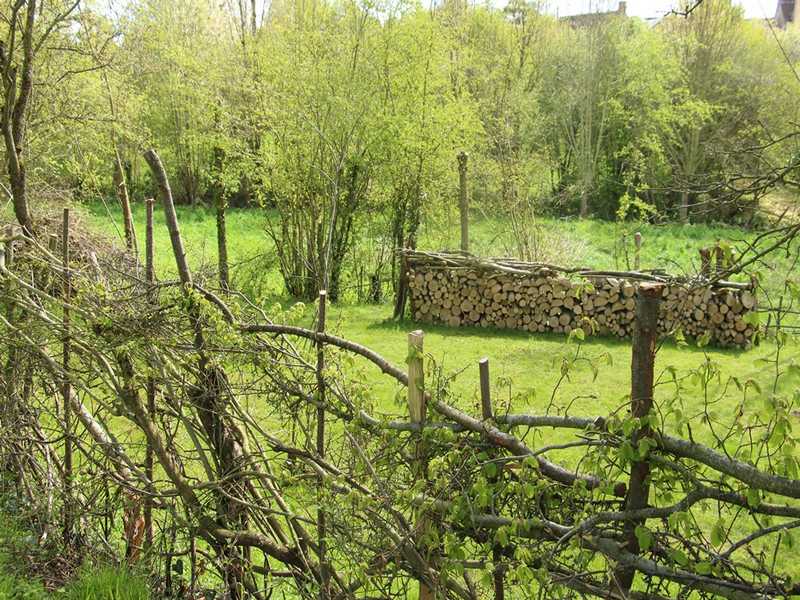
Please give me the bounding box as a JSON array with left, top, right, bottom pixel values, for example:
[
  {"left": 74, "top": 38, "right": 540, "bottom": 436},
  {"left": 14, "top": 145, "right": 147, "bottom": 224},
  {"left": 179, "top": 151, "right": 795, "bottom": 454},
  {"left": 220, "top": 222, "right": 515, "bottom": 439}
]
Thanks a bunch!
[
  {"left": 579, "top": 189, "right": 589, "bottom": 219},
  {"left": 8, "top": 164, "right": 33, "bottom": 235},
  {"left": 1, "top": 1, "right": 38, "bottom": 236},
  {"left": 679, "top": 190, "right": 689, "bottom": 223}
]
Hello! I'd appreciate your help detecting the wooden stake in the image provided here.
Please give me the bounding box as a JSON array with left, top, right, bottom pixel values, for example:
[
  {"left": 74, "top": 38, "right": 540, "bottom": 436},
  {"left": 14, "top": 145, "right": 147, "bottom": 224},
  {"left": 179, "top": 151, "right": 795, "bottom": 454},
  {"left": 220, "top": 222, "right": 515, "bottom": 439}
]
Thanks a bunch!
[
  {"left": 699, "top": 247, "right": 711, "bottom": 278},
  {"left": 1, "top": 230, "right": 12, "bottom": 268},
  {"left": 2, "top": 232, "right": 15, "bottom": 414},
  {"left": 479, "top": 358, "right": 504, "bottom": 600},
  {"left": 479, "top": 358, "right": 492, "bottom": 421},
  {"left": 316, "top": 290, "right": 329, "bottom": 599},
  {"left": 408, "top": 330, "right": 426, "bottom": 424},
  {"left": 407, "top": 330, "right": 433, "bottom": 600},
  {"left": 144, "top": 198, "right": 155, "bottom": 548},
  {"left": 614, "top": 282, "right": 663, "bottom": 595},
  {"left": 457, "top": 152, "right": 469, "bottom": 253},
  {"left": 217, "top": 196, "right": 230, "bottom": 292},
  {"left": 61, "top": 208, "right": 73, "bottom": 547},
  {"left": 633, "top": 232, "right": 642, "bottom": 271},
  {"left": 114, "top": 147, "right": 137, "bottom": 254}
]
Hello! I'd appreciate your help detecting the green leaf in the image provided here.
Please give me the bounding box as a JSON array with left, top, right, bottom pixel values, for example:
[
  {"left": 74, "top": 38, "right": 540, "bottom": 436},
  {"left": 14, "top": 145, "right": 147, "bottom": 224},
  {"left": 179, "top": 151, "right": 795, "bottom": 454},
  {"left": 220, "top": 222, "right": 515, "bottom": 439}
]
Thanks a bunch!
[
  {"left": 697, "top": 331, "right": 712, "bottom": 348},
  {"left": 668, "top": 548, "right": 689, "bottom": 566},
  {"left": 569, "top": 327, "right": 585, "bottom": 342},
  {"left": 711, "top": 519, "right": 727, "bottom": 546},
  {"left": 634, "top": 525, "right": 653, "bottom": 551},
  {"left": 745, "top": 488, "right": 760, "bottom": 508},
  {"left": 695, "top": 561, "right": 712, "bottom": 575}
]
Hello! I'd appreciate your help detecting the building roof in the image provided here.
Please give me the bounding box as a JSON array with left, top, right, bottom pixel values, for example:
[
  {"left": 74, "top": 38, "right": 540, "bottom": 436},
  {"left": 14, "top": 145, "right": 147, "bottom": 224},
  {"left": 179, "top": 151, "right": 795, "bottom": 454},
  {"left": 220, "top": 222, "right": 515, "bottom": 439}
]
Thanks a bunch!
[
  {"left": 562, "top": 1, "right": 627, "bottom": 28},
  {"left": 775, "top": 0, "right": 797, "bottom": 27}
]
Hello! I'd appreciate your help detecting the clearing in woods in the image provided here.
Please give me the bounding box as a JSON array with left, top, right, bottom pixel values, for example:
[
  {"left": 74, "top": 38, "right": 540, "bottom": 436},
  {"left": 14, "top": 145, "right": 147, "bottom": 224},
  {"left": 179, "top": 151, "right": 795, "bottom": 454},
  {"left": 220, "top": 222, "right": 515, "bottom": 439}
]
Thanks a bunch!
[{"left": 84, "top": 201, "right": 799, "bottom": 429}]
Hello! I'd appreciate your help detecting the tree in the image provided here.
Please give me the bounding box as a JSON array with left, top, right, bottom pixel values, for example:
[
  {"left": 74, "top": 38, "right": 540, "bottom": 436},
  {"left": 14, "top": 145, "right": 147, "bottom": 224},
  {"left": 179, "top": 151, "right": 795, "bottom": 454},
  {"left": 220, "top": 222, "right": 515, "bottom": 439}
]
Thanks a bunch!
[{"left": 1, "top": 1, "right": 80, "bottom": 235}]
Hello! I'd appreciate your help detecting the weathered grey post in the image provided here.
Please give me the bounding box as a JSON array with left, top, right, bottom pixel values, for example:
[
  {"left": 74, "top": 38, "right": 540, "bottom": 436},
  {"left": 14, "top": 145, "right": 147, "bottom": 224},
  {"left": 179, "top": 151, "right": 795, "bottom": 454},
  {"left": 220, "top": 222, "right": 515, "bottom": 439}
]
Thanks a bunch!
[
  {"left": 1, "top": 227, "right": 12, "bottom": 268},
  {"left": 316, "top": 290, "right": 329, "bottom": 598},
  {"left": 634, "top": 231, "right": 642, "bottom": 271},
  {"left": 1, "top": 228, "right": 16, "bottom": 432},
  {"left": 700, "top": 247, "right": 711, "bottom": 278},
  {"left": 144, "top": 199, "right": 156, "bottom": 548},
  {"left": 458, "top": 152, "right": 469, "bottom": 253},
  {"left": 615, "top": 282, "right": 663, "bottom": 595},
  {"left": 407, "top": 330, "right": 433, "bottom": 600},
  {"left": 62, "top": 208, "right": 74, "bottom": 546},
  {"left": 479, "top": 358, "right": 492, "bottom": 422},
  {"left": 217, "top": 196, "right": 230, "bottom": 292},
  {"left": 114, "top": 149, "right": 137, "bottom": 254},
  {"left": 480, "top": 358, "right": 504, "bottom": 600}
]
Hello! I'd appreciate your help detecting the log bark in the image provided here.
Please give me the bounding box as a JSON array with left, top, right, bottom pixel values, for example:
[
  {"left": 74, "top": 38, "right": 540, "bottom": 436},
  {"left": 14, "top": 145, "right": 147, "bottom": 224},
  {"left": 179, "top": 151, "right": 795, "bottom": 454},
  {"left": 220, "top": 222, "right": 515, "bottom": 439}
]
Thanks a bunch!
[{"left": 615, "top": 282, "right": 663, "bottom": 594}]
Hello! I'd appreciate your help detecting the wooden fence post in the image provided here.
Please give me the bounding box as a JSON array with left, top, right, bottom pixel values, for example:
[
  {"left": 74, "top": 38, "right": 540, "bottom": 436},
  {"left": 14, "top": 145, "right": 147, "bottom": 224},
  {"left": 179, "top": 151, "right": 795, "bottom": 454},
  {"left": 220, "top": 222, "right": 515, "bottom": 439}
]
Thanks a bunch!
[
  {"left": 633, "top": 232, "right": 642, "bottom": 271},
  {"left": 715, "top": 243, "right": 724, "bottom": 275},
  {"left": 144, "top": 199, "right": 156, "bottom": 549},
  {"left": 316, "top": 290, "right": 329, "bottom": 599},
  {"left": 407, "top": 330, "right": 433, "bottom": 600},
  {"left": 458, "top": 152, "right": 469, "bottom": 253},
  {"left": 114, "top": 148, "right": 137, "bottom": 254},
  {"left": 614, "top": 282, "right": 663, "bottom": 595},
  {"left": 61, "top": 208, "right": 74, "bottom": 547},
  {"left": 217, "top": 195, "right": 230, "bottom": 292},
  {"left": 479, "top": 358, "right": 492, "bottom": 422},
  {"left": 479, "top": 358, "right": 504, "bottom": 600},
  {"left": 699, "top": 247, "right": 711, "bottom": 278}
]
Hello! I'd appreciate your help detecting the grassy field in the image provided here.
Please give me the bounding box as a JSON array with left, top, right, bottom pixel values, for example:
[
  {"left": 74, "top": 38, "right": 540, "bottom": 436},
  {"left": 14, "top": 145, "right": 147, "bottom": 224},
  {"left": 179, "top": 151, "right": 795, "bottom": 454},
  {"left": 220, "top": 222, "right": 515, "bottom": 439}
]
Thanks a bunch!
[{"left": 81, "top": 200, "right": 799, "bottom": 440}]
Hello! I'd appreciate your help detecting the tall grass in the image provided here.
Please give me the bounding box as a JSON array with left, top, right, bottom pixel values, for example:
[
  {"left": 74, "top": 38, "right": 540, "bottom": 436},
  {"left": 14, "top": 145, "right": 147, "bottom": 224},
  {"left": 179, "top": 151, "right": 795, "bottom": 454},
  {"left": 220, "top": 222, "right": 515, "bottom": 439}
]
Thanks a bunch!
[{"left": 61, "top": 568, "right": 148, "bottom": 600}]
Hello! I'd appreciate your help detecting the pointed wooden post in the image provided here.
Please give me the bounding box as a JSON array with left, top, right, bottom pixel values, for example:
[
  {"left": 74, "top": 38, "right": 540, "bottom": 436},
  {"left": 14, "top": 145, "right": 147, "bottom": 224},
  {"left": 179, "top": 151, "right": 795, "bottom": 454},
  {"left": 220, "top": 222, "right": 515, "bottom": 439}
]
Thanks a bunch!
[
  {"left": 633, "top": 232, "right": 642, "bottom": 271},
  {"left": 217, "top": 196, "right": 230, "bottom": 292},
  {"left": 114, "top": 148, "right": 137, "bottom": 254},
  {"left": 699, "top": 247, "right": 711, "bottom": 278},
  {"left": 408, "top": 330, "right": 426, "bottom": 424},
  {"left": 407, "top": 330, "right": 433, "bottom": 600},
  {"left": 614, "top": 282, "right": 663, "bottom": 595},
  {"left": 457, "top": 152, "right": 469, "bottom": 253},
  {"left": 61, "top": 208, "right": 74, "bottom": 547},
  {"left": 479, "top": 358, "right": 492, "bottom": 422},
  {"left": 316, "top": 290, "right": 329, "bottom": 599},
  {"left": 1, "top": 229, "right": 15, "bottom": 407},
  {"left": 480, "top": 358, "right": 504, "bottom": 600},
  {"left": 144, "top": 199, "right": 156, "bottom": 548}
]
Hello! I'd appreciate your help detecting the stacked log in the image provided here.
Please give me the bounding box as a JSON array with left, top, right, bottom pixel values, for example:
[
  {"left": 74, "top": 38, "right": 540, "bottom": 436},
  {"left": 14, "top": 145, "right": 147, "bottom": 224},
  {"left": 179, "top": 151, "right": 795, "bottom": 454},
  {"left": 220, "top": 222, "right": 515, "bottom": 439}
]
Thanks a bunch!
[{"left": 406, "top": 251, "right": 757, "bottom": 348}]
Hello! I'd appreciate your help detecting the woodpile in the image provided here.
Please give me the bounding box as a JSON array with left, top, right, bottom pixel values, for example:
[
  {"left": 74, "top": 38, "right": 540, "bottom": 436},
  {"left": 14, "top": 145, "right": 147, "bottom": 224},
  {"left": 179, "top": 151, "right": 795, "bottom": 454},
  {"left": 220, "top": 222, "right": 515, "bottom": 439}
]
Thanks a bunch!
[{"left": 406, "top": 251, "right": 757, "bottom": 348}]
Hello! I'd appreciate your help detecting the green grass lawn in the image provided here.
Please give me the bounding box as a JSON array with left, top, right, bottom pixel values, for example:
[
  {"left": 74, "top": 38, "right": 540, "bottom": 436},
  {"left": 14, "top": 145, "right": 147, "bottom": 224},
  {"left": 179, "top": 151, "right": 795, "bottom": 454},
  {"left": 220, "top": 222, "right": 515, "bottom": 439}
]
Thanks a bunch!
[{"left": 80, "top": 200, "right": 799, "bottom": 436}]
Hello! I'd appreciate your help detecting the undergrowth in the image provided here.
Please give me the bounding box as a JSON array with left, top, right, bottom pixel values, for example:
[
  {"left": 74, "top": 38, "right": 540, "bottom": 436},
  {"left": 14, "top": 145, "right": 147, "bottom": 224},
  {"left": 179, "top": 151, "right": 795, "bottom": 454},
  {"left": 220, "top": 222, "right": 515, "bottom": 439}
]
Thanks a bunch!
[{"left": 0, "top": 509, "right": 148, "bottom": 600}]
